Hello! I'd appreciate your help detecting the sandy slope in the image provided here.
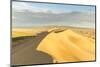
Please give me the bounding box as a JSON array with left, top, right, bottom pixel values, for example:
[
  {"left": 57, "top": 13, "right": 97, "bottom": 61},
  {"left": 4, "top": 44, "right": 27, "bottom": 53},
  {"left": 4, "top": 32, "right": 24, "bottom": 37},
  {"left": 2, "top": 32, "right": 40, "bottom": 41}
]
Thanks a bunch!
[
  {"left": 12, "top": 31, "right": 53, "bottom": 65},
  {"left": 37, "top": 29, "right": 95, "bottom": 63},
  {"left": 12, "top": 28, "right": 95, "bottom": 65}
]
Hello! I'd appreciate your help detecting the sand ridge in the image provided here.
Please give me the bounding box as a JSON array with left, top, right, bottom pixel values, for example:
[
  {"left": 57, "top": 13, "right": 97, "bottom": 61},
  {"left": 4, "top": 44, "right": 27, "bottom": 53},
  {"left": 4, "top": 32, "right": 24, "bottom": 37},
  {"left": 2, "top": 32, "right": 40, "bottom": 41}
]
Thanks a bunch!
[{"left": 37, "top": 29, "right": 95, "bottom": 63}]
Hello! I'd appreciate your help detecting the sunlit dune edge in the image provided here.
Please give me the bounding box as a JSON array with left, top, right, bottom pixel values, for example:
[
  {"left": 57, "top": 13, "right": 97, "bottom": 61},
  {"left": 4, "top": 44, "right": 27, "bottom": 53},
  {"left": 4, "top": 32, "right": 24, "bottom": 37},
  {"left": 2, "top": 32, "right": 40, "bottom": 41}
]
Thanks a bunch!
[
  {"left": 12, "top": 27, "right": 95, "bottom": 38},
  {"left": 36, "top": 29, "right": 95, "bottom": 63}
]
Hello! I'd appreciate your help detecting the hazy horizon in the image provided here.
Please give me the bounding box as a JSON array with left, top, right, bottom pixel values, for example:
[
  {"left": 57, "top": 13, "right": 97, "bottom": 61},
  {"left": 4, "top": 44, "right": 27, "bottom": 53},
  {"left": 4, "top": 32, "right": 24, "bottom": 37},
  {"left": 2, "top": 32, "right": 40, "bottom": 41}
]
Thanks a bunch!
[{"left": 12, "top": 1, "right": 95, "bottom": 28}]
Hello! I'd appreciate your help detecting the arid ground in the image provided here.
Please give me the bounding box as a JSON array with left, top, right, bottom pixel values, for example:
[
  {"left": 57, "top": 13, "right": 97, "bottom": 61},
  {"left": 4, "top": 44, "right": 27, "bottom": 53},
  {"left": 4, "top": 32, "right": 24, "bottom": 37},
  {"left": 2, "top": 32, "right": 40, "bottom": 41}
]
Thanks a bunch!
[{"left": 11, "top": 26, "right": 95, "bottom": 65}]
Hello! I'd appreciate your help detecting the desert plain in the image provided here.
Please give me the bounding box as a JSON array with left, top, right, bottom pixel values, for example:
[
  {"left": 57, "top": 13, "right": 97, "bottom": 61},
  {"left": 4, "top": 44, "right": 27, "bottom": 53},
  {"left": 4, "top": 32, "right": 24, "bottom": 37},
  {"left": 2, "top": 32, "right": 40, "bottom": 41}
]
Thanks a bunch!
[{"left": 11, "top": 26, "right": 95, "bottom": 65}]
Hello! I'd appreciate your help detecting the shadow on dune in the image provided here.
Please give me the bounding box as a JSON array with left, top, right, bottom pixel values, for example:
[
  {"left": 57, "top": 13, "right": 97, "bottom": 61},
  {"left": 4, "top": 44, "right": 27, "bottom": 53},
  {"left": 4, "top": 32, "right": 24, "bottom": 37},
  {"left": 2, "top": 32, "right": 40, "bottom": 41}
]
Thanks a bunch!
[{"left": 12, "top": 31, "right": 53, "bottom": 66}]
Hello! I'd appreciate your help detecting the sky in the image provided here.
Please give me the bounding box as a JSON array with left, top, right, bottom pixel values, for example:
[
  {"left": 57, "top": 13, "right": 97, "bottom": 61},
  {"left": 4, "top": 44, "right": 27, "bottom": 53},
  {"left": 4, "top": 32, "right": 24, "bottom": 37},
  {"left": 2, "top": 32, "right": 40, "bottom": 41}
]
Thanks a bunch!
[{"left": 12, "top": 1, "right": 95, "bottom": 28}]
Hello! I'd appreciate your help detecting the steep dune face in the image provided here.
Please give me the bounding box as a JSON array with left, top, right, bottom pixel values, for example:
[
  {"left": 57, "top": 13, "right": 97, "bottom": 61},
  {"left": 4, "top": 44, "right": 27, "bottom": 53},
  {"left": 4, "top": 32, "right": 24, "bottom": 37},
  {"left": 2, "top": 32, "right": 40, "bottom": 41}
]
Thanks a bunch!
[{"left": 36, "top": 29, "right": 95, "bottom": 63}]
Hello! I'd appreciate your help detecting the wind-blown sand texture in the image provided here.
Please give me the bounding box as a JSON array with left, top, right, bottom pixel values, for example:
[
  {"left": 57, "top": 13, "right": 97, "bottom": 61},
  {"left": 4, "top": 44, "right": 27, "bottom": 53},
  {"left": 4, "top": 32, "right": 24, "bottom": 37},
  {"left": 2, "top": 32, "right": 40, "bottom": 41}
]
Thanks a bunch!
[
  {"left": 12, "top": 27, "right": 95, "bottom": 65},
  {"left": 37, "top": 29, "right": 95, "bottom": 63}
]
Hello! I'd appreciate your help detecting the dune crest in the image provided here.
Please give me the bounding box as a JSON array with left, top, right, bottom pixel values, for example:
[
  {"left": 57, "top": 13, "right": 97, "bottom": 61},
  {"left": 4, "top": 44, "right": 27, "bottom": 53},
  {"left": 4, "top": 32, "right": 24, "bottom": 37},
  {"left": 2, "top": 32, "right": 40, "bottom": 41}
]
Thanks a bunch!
[{"left": 36, "top": 29, "right": 95, "bottom": 63}]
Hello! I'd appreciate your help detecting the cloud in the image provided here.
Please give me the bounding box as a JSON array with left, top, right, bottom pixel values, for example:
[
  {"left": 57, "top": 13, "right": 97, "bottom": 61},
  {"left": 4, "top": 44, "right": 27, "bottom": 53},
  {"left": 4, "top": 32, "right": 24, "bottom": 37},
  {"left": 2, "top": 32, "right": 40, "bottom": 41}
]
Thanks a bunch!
[
  {"left": 12, "top": 16, "right": 16, "bottom": 19},
  {"left": 12, "top": 2, "right": 32, "bottom": 11},
  {"left": 12, "top": 1, "right": 95, "bottom": 28},
  {"left": 12, "top": 1, "right": 72, "bottom": 14},
  {"left": 12, "top": 1, "right": 51, "bottom": 13},
  {"left": 12, "top": 9, "right": 95, "bottom": 28}
]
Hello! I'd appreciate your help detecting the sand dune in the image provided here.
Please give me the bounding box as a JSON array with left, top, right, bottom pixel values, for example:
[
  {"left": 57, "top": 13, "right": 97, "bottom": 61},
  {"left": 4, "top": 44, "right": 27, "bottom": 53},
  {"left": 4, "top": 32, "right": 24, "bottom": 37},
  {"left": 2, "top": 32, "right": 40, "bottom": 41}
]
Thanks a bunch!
[
  {"left": 12, "top": 31, "right": 53, "bottom": 65},
  {"left": 12, "top": 27, "right": 95, "bottom": 65},
  {"left": 12, "top": 27, "right": 95, "bottom": 39},
  {"left": 37, "top": 29, "right": 95, "bottom": 63},
  {"left": 12, "top": 28, "right": 48, "bottom": 38}
]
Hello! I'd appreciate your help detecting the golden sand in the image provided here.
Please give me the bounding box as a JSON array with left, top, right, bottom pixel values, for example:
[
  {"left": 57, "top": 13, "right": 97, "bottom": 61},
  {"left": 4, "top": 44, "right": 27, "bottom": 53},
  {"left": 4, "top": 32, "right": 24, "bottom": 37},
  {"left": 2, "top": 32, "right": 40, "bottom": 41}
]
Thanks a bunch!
[
  {"left": 12, "top": 28, "right": 47, "bottom": 38},
  {"left": 36, "top": 29, "right": 95, "bottom": 63}
]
